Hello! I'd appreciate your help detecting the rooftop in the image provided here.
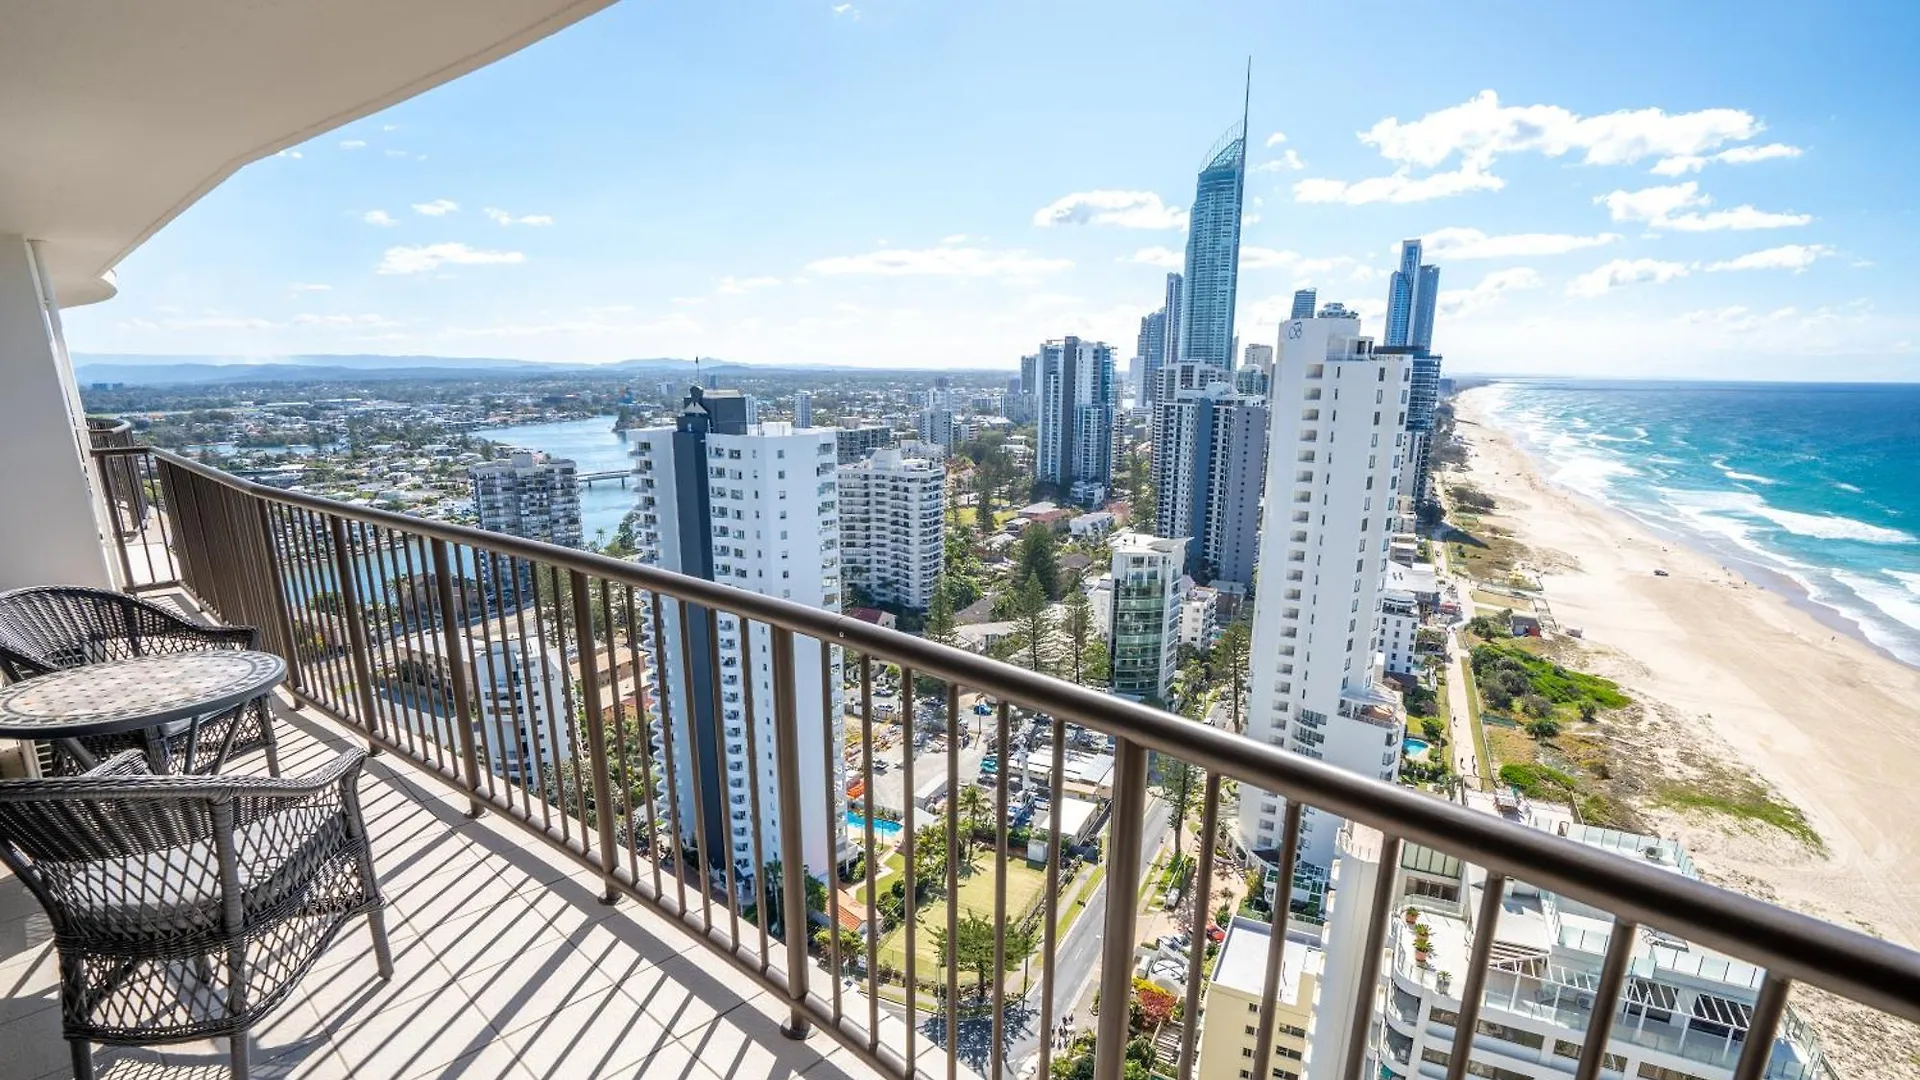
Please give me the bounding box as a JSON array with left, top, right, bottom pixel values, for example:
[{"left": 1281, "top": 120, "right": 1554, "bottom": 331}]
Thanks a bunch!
[{"left": 1210, "top": 917, "right": 1318, "bottom": 1006}]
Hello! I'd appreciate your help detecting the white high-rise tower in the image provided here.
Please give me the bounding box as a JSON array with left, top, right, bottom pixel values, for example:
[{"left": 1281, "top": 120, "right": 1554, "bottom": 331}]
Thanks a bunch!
[{"left": 1239, "top": 311, "right": 1411, "bottom": 876}]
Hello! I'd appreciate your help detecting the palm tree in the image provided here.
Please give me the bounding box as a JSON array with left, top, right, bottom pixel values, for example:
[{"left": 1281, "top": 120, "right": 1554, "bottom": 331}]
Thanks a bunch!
[{"left": 957, "top": 785, "right": 992, "bottom": 843}]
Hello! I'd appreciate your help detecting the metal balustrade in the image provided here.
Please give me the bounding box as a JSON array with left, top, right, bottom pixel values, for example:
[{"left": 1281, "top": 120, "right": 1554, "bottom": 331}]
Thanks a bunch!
[{"left": 77, "top": 441, "right": 1920, "bottom": 1080}]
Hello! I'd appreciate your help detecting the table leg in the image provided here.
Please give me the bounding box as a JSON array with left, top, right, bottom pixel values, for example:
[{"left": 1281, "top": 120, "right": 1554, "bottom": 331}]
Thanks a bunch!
[
  {"left": 209, "top": 701, "right": 249, "bottom": 775},
  {"left": 58, "top": 738, "right": 98, "bottom": 771}
]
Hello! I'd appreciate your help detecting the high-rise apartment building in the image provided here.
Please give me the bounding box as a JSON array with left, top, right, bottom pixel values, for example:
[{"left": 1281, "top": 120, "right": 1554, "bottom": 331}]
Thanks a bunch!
[
  {"left": 1240, "top": 312, "right": 1410, "bottom": 874},
  {"left": 834, "top": 423, "right": 894, "bottom": 464},
  {"left": 1290, "top": 289, "right": 1318, "bottom": 320},
  {"left": 629, "top": 388, "right": 845, "bottom": 884},
  {"left": 1035, "top": 336, "right": 1117, "bottom": 505},
  {"left": 1383, "top": 240, "right": 1444, "bottom": 505},
  {"left": 1243, "top": 342, "right": 1273, "bottom": 373},
  {"left": 838, "top": 448, "right": 945, "bottom": 613},
  {"left": 793, "top": 390, "right": 813, "bottom": 428},
  {"left": 1106, "top": 533, "right": 1186, "bottom": 702},
  {"left": 1151, "top": 381, "right": 1268, "bottom": 588},
  {"left": 469, "top": 450, "right": 582, "bottom": 547},
  {"left": 1384, "top": 239, "right": 1441, "bottom": 353},
  {"left": 1177, "top": 104, "right": 1248, "bottom": 368}
]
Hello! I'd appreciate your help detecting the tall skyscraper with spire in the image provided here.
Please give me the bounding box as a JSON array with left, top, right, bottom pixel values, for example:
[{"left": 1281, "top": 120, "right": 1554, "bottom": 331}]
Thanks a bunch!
[
  {"left": 1176, "top": 68, "right": 1250, "bottom": 369},
  {"left": 1384, "top": 238, "right": 1444, "bottom": 505}
]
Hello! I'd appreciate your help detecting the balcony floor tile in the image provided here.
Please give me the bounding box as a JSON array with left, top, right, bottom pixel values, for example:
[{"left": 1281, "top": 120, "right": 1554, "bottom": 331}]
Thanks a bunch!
[{"left": 1, "top": 703, "right": 889, "bottom": 1080}]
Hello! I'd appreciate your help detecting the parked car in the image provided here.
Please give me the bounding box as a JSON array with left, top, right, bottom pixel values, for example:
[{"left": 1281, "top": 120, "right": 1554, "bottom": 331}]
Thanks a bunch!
[{"left": 1205, "top": 924, "right": 1225, "bottom": 943}]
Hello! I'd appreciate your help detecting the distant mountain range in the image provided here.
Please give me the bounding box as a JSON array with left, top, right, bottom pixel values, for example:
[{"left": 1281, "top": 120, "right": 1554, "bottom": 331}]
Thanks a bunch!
[{"left": 72, "top": 354, "right": 743, "bottom": 387}]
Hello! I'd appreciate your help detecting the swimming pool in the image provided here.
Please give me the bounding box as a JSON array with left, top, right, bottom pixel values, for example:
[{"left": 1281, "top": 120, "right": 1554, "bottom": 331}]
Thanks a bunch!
[
  {"left": 1402, "top": 737, "right": 1432, "bottom": 756},
  {"left": 847, "top": 811, "right": 904, "bottom": 840}
]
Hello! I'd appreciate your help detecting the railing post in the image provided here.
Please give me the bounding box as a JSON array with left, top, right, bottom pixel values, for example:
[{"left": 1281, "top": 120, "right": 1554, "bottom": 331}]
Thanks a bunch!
[
  {"left": 1094, "top": 734, "right": 1151, "bottom": 1080},
  {"left": 569, "top": 569, "right": 620, "bottom": 903},
  {"left": 254, "top": 499, "right": 305, "bottom": 697},
  {"left": 432, "top": 539, "right": 486, "bottom": 818},
  {"left": 769, "top": 625, "right": 812, "bottom": 1040},
  {"left": 327, "top": 516, "right": 385, "bottom": 753}
]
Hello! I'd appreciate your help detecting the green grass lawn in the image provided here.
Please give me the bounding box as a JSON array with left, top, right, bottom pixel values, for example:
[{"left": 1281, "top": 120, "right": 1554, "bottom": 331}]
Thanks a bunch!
[{"left": 876, "top": 850, "right": 1050, "bottom": 974}]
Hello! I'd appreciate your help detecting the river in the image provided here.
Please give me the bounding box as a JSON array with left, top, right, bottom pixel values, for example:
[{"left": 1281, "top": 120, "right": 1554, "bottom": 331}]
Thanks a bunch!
[{"left": 472, "top": 416, "right": 639, "bottom": 546}]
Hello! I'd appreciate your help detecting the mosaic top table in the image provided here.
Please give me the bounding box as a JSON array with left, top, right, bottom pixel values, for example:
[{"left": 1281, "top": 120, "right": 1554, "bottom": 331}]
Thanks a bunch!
[{"left": 0, "top": 650, "right": 285, "bottom": 774}]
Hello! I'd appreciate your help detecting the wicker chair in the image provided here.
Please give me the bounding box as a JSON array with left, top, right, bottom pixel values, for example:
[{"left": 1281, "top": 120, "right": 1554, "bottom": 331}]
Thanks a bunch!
[
  {"left": 0, "top": 748, "right": 392, "bottom": 1079},
  {"left": 0, "top": 585, "right": 280, "bottom": 776}
]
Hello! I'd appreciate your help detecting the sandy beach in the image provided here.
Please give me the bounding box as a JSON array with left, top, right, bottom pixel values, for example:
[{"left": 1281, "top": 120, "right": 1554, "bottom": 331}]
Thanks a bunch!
[{"left": 1452, "top": 387, "right": 1920, "bottom": 1066}]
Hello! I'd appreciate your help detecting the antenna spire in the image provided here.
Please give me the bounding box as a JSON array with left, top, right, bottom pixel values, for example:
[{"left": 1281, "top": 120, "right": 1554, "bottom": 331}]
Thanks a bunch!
[{"left": 1242, "top": 57, "right": 1252, "bottom": 147}]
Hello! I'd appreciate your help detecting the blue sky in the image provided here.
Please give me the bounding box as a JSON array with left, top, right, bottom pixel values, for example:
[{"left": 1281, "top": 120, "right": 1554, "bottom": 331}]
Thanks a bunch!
[{"left": 63, "top": 0, "right": 1920, "bottom": 379}]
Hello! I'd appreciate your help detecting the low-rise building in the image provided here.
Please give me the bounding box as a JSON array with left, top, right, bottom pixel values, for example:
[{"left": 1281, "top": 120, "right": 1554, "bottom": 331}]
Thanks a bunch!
[
  {"left": 1197, "top": 917, "right": 1321, "bottom": 1080},
  {"left": 1180, "top": 584, "right": 1222, "bottom": 649}
]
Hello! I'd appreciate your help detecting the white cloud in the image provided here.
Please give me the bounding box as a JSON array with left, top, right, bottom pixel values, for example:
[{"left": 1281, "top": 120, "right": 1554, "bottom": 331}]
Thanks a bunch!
[
  {"left": 483, "top": 207, "right": 554, "bottom": 226},
  {"left": 1566, "top": 258, "right": 1691, "bottom": 297},
  {"left": 339, "top": 140, "right": 367, "bottom": 150},
  {"left": 1703, "top": 243, "right": 1833, "bottom": 273},
  {"left": 716, "top": 275, "right": 782, "bottom": 294},
  {"left": 384, "top": 149, "right": 410, "bottom": 159},
  {"left": 275, "top": 149, "right": 303, "bottom": 159},
  {"left": 1651, "top": 142, "right": 1803, "bottom": 176},
  {"left": 1264, "top": 131, "right": 1288, "bottom": 147},
  {"left": 1715, "top": 142, "right": 1803, "bottom": 166},
  {"left": 1364, "top": 90, "right": 1762, "bottom": 169},
  {"left": 1438, "top": 267, "right": 1543, "bottom": 318},
  {"left": 289, "top": 313, "right": 403, "bottom": 328},
  {"left": 288, "top": 282, "right": 332, "bottom": 293},
  {"left": 1298, "top": 90, "right": 1777, "bottom": 205},
  {"left": 376, "top": 243, "right": 525, "bottom": 275},
  {"left": 832, "top": 2, "right": 858, "bottom": 16},
  {"left": 1596, "top": 182, "right": 1811, "bottom": 231},
  {"left": 1294, "top": 162, "right": 1502, "bottom": 205},
  {"left": 671, "top": 296, "right": 705, "bottom": 306},
  {"left": 1421, "top": 227, "right": 1621, "bottom": 259},
  {"left": 411, "top": 198, "right": 459, "bottom": 217},
  {"left": 1252, "top": 150, "right": 1305, "bottom": 173},
  {"left": 806, "top": 246, "right": 1072, "bottom": 278},
  {"left": 382, "top": 124, "right": 401, "bottom": 132},
  {"left": 1032, "top": 190, "right": 1186, "bottom": 229},
  {"left": 1121, "top": 247, "right": 1185, "bottom": 268},
  {"left": 361, "top": 210, "right": 399, "bottom": 227},
  {"left": 941, "top": 234, "right": 968, "bottom": 244}
]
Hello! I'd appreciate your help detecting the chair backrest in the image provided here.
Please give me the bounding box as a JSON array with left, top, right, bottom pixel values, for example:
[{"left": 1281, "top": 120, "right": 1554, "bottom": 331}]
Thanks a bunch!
[
  {"left": 0, "top": 587, "right": 142, "bottom": 680},
  {"left": 0, "top": 769, "right": 224, "bottom": 938}
]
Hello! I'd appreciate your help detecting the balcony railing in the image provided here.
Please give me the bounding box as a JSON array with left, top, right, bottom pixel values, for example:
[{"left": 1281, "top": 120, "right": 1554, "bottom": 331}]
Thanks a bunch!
[{"left": 79, "top": 442, "right": 1920, "bottom": 1080}]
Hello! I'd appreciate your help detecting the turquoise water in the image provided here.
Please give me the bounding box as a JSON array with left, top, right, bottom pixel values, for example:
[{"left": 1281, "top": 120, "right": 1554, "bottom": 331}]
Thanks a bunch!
[
  {"left": 1477, "top": 381, "right": 1920, "bottom": 667},
  {"left": 847, "top": 811, "right": 903, "bottom": 840},
  {"left": 472, "top": 416, "right": 638, "bottom": 545},
  {"left": 1402, "top": 737, "right": 1432, "bottom": 756}
]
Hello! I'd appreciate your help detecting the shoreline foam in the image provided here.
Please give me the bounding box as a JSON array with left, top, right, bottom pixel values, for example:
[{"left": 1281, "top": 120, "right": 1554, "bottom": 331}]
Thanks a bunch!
[{"left": 1452, "top": 387, "right": 1920, "bottom": 959}]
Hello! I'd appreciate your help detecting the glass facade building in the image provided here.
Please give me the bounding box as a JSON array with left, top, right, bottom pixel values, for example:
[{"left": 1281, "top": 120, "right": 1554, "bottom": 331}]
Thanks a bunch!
[{"left": 1177, "top": 124, "right": 1247, "bottom": 369}]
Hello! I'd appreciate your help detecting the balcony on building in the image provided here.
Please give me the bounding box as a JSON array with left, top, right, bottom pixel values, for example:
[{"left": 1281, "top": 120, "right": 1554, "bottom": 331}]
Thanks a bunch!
[{"left": 4, "top": 7, "right": 1920, "bottom": 1080}]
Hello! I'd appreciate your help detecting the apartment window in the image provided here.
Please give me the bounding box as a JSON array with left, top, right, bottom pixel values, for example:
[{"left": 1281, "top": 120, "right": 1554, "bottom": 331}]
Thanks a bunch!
[
  {"left": 1241, "top": 1049, "right": 1252, "bottom": 1060},
  {"left": 1551, "top": 1041, "right": 1625, "bottom": 1072},
  {"left": 1429, "top": 1007, "right": 1460, "bottom": 1028},
  {"left": 1636, "top": 1067, "right": 1710, "bottom": 1080},
  {"left": 1420, "top": 1048, "right": 1450, "bottom": 1068},
  {"left": 1476, "top": 1020, "right": 1544, "bottom": 1050}
]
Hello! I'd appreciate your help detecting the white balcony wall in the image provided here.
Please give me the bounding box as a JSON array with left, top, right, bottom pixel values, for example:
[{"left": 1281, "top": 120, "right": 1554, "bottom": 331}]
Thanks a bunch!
[{"left": 0, "top": 236, "right": 113, "bottom": 591}]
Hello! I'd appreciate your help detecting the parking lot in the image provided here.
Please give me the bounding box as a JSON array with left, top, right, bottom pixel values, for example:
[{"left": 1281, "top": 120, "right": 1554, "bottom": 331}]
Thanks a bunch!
[{"left": 843, "top": 687, "right": 1113, "bottom": 820}]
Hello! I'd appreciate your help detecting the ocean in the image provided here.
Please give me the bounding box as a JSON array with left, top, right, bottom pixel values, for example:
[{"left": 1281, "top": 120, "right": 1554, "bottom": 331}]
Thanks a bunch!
[
  {"left": 472, "top": 416, "right": 640, "bottom": 547},
  {"left": 1475, "top": 381, "right": 1920, "bottom": 669}
]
